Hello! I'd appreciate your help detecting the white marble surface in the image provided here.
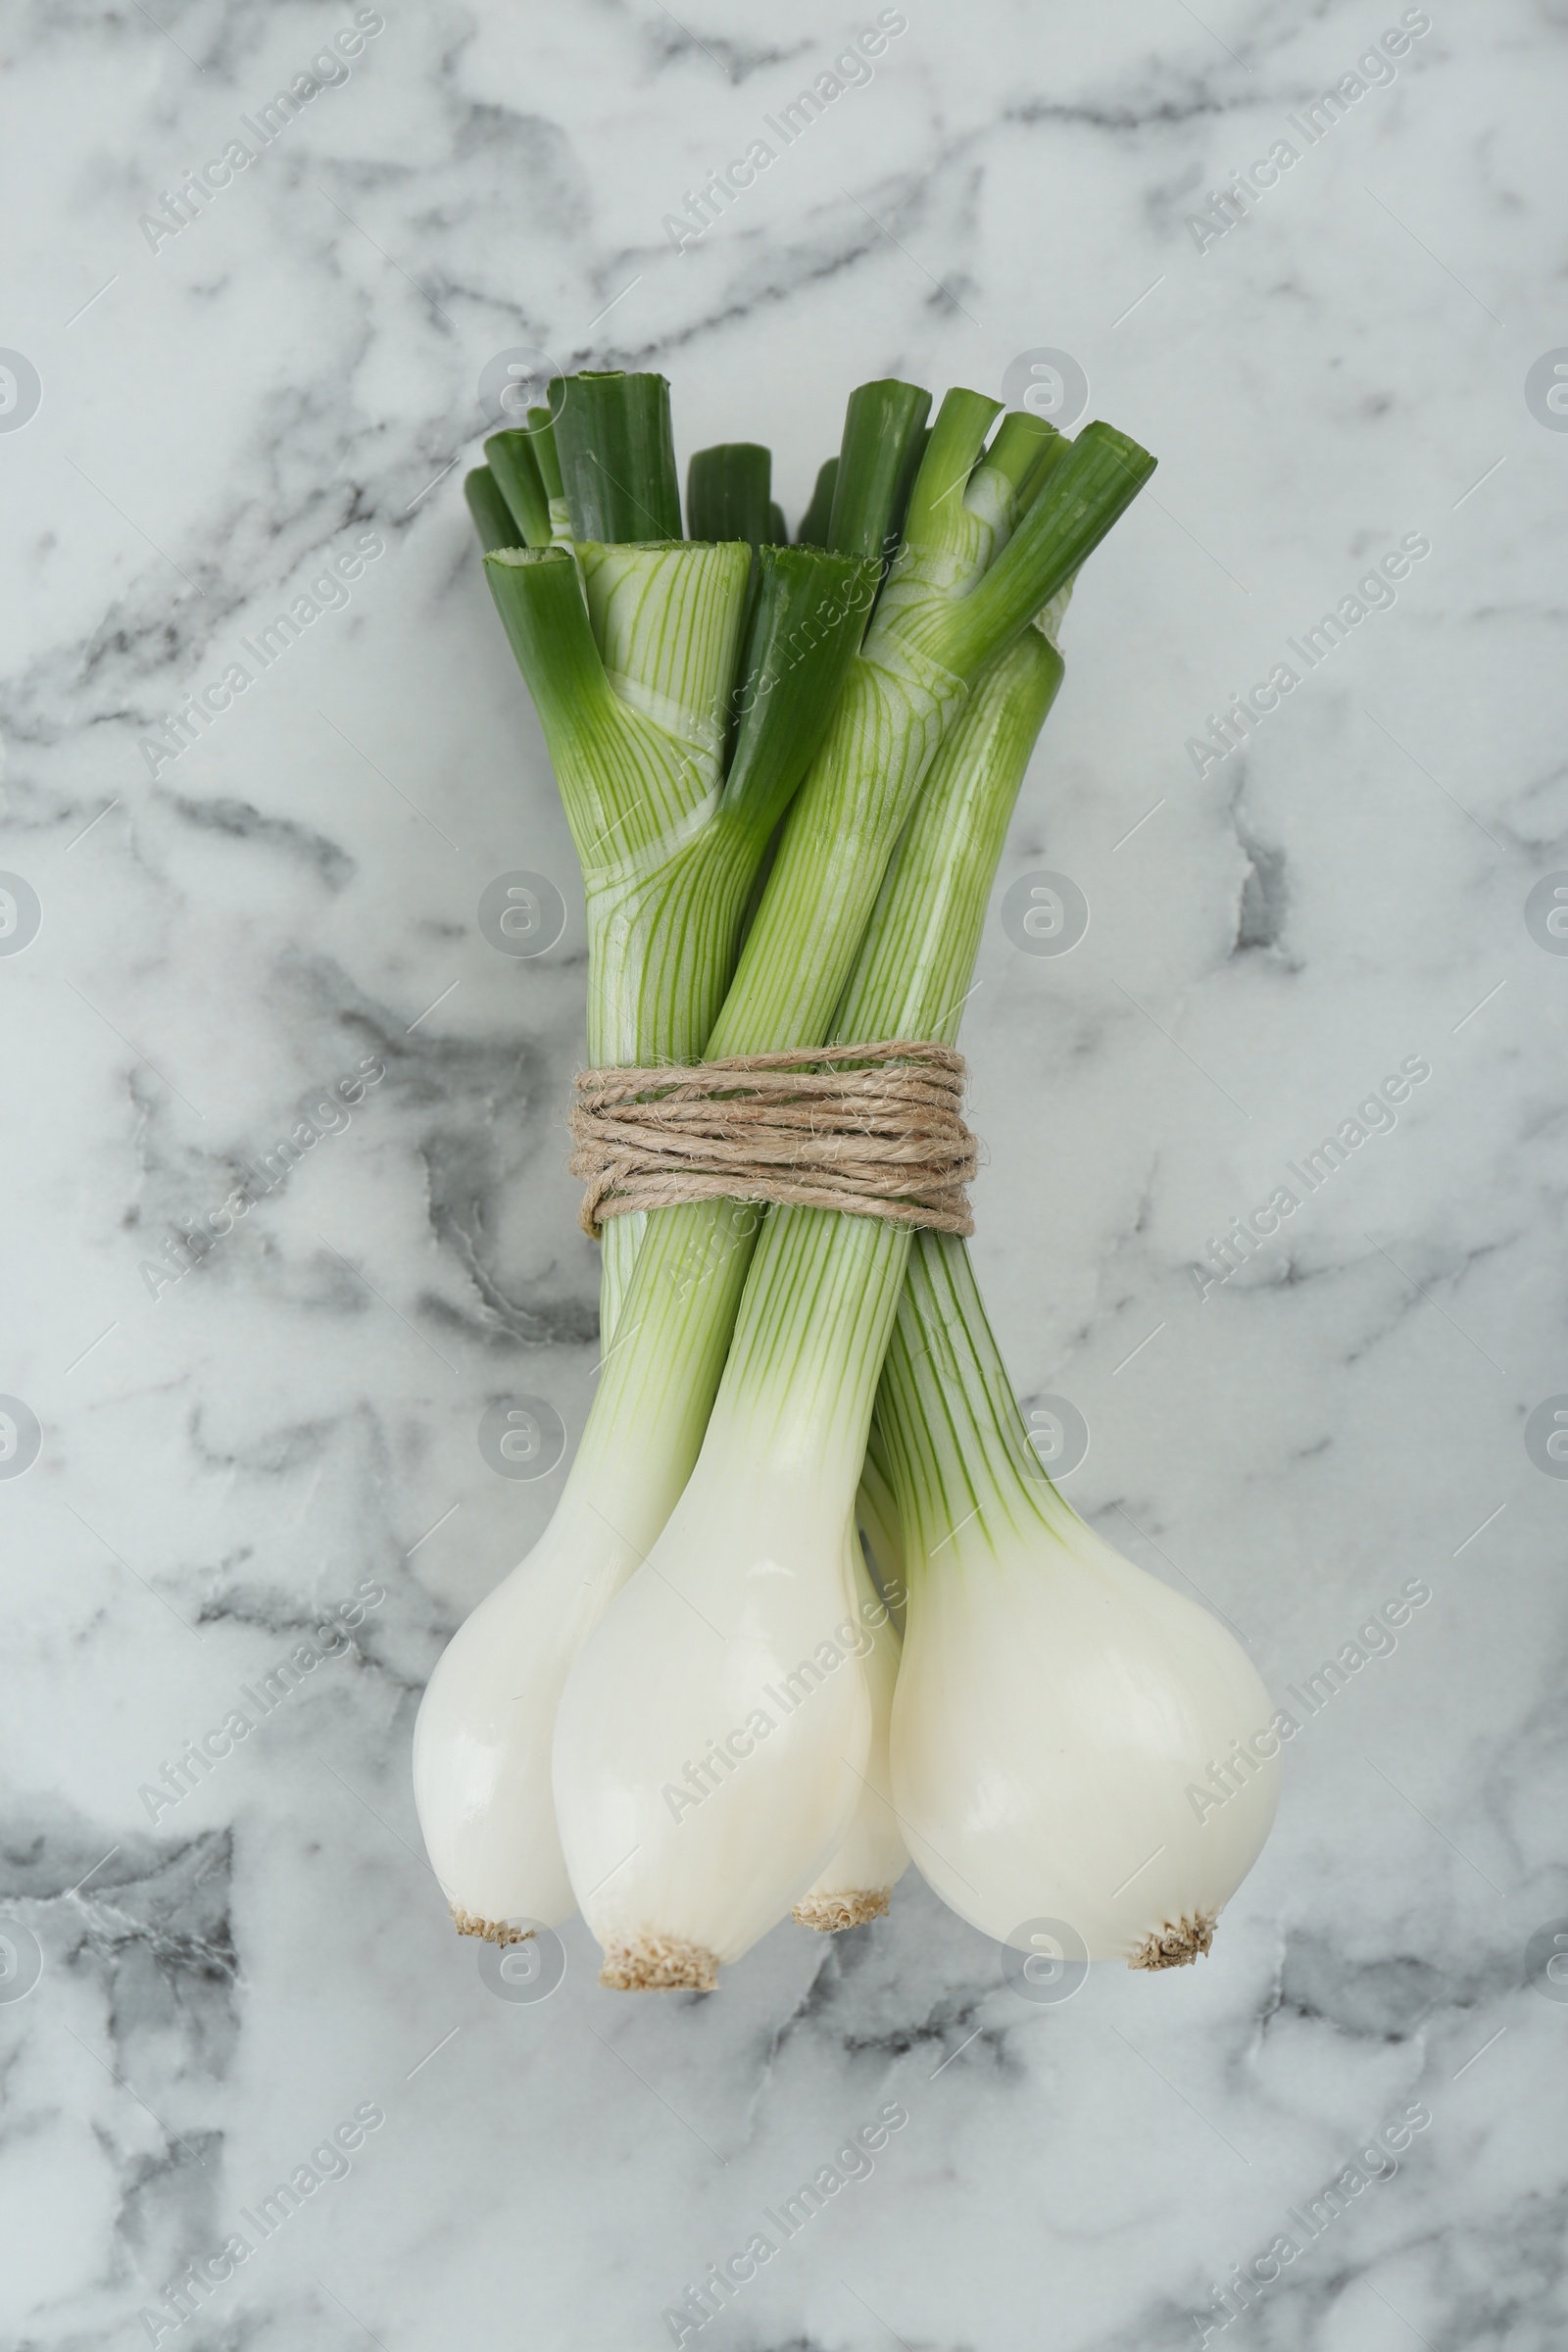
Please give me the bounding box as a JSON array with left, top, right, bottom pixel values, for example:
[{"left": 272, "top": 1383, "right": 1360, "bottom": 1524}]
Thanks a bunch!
[{"left": 4, "top": 0, "right": 1567, "bottom": 2344}]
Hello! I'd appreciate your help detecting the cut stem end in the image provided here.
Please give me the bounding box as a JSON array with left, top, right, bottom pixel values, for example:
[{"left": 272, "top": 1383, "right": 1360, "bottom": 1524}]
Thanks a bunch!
[
  {"left": 599, "top": 1933, "right": 719, "bottom": 1991},
  {"left": 793, "top": 1889, "right": 891, "bottom": 1933},
  {"left": 451, "top": 1906, "right": 534, "bottom": 1947},
  {"left": 1129, "top": 1911, "right": 1217, "bottom": 1971}
]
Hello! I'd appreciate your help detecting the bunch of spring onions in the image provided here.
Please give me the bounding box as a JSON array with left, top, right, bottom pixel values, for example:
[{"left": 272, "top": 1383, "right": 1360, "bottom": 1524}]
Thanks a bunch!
[{"left": 415, "top": 369, "right": 1279, "bottom": 1990}]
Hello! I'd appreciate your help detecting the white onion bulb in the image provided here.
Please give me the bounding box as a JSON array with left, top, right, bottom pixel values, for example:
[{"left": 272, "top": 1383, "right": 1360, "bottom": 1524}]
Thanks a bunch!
[
  {"left": 553, "top": 1464, "right": 872, "bottom": 1989},
  {"left": 892, "top": 1504, "right": 1280, "bottom": 1967},
  {"left": 412, "top": 1507, "right": 640, "bottom": 1937}
]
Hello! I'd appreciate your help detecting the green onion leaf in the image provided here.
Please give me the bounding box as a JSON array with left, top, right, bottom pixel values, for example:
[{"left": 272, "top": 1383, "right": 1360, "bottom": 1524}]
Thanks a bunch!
[
  {"left": 484, "top": 541, "right": 751, "bottom": 875},
  {"left": 900, "top": 388, "right": 1003, "bottom": 558},
  {"left": 464, "top": 465, "right": 523, "bottom": 554},
  {"left": 550, "top": 370, "right": 683, "bottom": 543},
  {"left": 795, "top": 459, "right": 838, "bottom": 547},
  {"left": 525, "top": 407, "right": 565, "bottom": 499},
  {"left": 972, "top": 411, "right": 1059, "bottom": 509},
  {"left": 826, "top": 380, "right": 932, "bottom": 561},
  {"left": 483, "top": 430, "right": 553, "bottom": 547},
  {"left": 935, "top": 421, "right": 1156, "bottom": 678},
  {"left": 524, "top": 406, "right": 573, "bottom": 543},
  {"left": 721, "top": 547, "right": 881, "bottom": 838},
  {"left": 687, "top": 443, "right": 772, "bottom": 551}
]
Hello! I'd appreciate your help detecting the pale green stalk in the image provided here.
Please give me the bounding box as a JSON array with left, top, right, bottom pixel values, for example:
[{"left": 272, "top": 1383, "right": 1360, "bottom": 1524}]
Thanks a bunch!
[
  {"left": 485, "top": 538, "right": 747, "bottom": 1325},
  {"left": 700, "top": 629, "right": 1063, "bottom": 1531},
  {"left": 874, "top": 1230, "right": 1083, "bottom": 1569},
  {"left": 856, "top": 1420, "right": 906, "bottom": 1631}
]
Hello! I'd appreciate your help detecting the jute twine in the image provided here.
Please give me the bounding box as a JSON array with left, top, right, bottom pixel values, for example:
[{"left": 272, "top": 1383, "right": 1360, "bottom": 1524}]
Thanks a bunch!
[{"left": 568, "top": 1039, "right": 978, "bottom": 1240}]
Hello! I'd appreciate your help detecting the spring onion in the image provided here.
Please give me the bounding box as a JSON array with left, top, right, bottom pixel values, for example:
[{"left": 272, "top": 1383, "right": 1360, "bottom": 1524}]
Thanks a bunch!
[
  {"left": 417, "top": 364, "right": 1274, "bottom": 1994},
  {"left": 877, "top": 1232, "right": 1280, "bottom": 1968}
]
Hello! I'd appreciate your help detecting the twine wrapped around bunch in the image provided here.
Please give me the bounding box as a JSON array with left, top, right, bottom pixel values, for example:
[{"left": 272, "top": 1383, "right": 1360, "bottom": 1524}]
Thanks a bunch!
[{"left": 567, "top": 1040, "right": 980, "bottom": 1240}]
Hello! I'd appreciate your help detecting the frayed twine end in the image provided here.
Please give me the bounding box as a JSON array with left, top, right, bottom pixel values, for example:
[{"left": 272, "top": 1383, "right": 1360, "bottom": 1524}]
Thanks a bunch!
[
  {"left": 793, "top": 1888, "right": 891, "bottom": 1933},
  {"left": 600, "top": 1932, "right": 719, "bottom": 1991},
  {"left": 1130, "top": 1910, "right": 1217, "bottom": 1971}
]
